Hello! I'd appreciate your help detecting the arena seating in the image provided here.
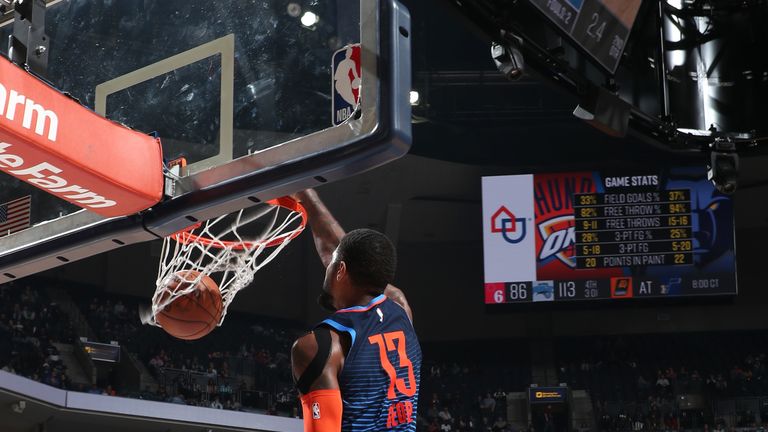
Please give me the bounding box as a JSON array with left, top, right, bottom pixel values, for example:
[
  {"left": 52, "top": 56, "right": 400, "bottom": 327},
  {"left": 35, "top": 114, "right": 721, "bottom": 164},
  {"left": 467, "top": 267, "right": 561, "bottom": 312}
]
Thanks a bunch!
[
  {"left": 556, "top": 333, "right": 768, "bottom": 432},
  {"left": 0, "top": 281, "right": 75, "bottom": 390},
  {"left": 417, "top": 340, "right": 531, "bottom": 431},
  {"left": 2, "top": 278, "right": 768, "bottom": 431}
]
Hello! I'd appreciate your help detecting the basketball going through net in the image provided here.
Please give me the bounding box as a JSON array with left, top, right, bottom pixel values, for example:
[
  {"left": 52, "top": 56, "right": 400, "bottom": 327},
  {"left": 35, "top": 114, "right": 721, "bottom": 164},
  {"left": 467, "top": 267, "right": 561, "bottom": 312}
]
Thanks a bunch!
[{"left": 142, "top": 197, "right": 307, "bottom": 340}]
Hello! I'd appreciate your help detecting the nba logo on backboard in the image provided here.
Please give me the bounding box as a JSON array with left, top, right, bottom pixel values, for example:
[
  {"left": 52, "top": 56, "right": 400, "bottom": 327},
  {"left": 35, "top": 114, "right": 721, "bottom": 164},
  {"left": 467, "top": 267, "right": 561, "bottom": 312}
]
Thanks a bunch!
[
  {"left": 332, "top": 44, "right": 362, "bottom": 126},
  {"left": 610, "top": 277, "right": 633, "bottom": 298}
]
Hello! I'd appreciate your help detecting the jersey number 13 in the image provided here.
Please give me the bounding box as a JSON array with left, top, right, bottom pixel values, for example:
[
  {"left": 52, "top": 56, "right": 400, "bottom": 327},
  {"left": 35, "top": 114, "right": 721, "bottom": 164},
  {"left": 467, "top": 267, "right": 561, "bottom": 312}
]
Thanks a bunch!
[{"left": 368, "top": 331, "right": 417, "bottom": 399}]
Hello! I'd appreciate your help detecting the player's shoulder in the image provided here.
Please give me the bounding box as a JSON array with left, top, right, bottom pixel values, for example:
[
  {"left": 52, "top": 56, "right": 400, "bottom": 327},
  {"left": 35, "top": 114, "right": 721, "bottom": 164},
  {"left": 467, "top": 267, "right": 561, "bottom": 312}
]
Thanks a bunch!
[
  {"left": 291, "top": 327, "right": 350, "bottom": 386},
  {"left": 291, "top": 332, "right": 319, "bottom": 366},
  {"left": 291, "top": 327, "right": 346, "bottom": 367}
]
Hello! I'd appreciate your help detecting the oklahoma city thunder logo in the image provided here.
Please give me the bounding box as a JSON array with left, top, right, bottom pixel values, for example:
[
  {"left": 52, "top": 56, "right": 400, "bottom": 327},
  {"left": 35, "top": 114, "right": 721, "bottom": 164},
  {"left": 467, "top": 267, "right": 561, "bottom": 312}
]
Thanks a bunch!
[
  {"left": 538, "top": 215, "right": 575, "bottom": 267},
  {"left": 533, "top": 172, "right": 622, "bottom": 280},
  {"left": 491, "top": 206, "right": 528, "bottom": 244}
]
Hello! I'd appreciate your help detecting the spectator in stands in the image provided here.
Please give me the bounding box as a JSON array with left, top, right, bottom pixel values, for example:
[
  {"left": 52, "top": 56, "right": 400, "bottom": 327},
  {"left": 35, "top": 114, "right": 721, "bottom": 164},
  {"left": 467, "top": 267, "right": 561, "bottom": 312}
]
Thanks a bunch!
[
  {"left": 543, "top": 405, "right": 555, "bottom": 432},
  {"left": 494, "top": 388, "right": 507, "bottom": 418},
  {"left": 715, "top": 374, "right": 728, "bottom": 393},
  {"left": 438, "top": 406, "right": 453, "bottom": 424},
  {"left": 149, "top": 352, "right": 164, "bottom": 370},
  {"left": 427, "top": 419, "right": 440, "bottom": 432},
  {"left": 440, "top": 419, "right": 452, "bottom": 432},
  {"left": 210, "top": 397, "right": 223, "bottom": 409},
  {"left": 431, "top": 364, "right": 441, "bottom": 378},
  {"left": 169, "top": 392, "right": 186, "bottom": 404},
  {"left": 225, "top": 398, "right": 242, "bottom": 411},
  {"left": 218, "top": 380, "right": 232, "bottom": 395},
  {"left": 664, "top": 414, "right": 678, "bottom": 431},
  {"left": 457, "top": 416, "right": 470, "bottom": 430},
  {"left": 205, "top": 362, "right": 217, "bottom": 378},
  {"left": 21, "top": 305, "right": 35, "bottom": 321},
  {"left": 481, "top": 393, "right": 496, "bottom": 419},
  {"left": 637, "top": 374, "right": 651, "bottom": 395},
  {"left": 492, "top": 416, "right": 508, "bottom": 432},
  {"left": 113, "top": 300, "right": 126, "bottom": 319},
  {"left": 631, "top": 417, "right": 644, "bottom": 431},
  {"left": 191, "top": 357, "right": 203, "bottom": 372},
  {"left": 430, "top": 392, "right": 441, "bottom": 412},
  {"left": 655, "top": 371, "right": 670, "bottom": 395},
  {"left": 730, "top": 365, "right": 744, "bottom": 382}
]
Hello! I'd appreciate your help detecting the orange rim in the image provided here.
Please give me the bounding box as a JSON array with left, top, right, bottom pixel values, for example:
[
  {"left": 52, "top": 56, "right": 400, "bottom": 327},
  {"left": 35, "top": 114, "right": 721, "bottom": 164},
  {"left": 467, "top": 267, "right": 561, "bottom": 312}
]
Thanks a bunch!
[{"left": 170, "top": 197, "right": 307, "bottom": 250}]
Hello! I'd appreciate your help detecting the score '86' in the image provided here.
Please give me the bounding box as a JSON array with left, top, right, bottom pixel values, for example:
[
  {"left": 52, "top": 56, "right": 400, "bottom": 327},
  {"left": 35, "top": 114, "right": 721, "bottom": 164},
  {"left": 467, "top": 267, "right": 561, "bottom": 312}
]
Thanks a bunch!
[{"left": 507, "top": 283, "right": 529, "bottom": 301}]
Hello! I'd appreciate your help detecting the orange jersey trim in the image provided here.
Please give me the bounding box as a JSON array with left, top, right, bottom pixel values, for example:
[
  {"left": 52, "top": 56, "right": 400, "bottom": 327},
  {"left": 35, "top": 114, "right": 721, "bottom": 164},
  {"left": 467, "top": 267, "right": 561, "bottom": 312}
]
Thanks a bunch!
[{"left": 300, "top": 389, "right": 343, "bottom": 432}]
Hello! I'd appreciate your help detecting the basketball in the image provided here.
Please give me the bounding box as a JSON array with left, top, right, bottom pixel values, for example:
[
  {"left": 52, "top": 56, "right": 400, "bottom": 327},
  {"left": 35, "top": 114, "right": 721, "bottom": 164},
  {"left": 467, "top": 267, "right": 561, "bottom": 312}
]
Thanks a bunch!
[{"left": 155, "top": 270, "right": 223, "bottom": 340}]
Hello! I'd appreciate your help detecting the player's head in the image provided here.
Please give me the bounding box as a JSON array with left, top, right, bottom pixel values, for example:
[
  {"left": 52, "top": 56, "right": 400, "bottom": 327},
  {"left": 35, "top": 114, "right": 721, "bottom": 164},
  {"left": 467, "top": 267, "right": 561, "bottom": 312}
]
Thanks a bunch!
[
  {"left": 345, "top": 47, "right": 353, "bottom": 59},
  {"left": 319, "top": 229, "right": 396, "bottom": 311},
  {"left": 335, "top": 229, "right": 396, "bottom": 292}
]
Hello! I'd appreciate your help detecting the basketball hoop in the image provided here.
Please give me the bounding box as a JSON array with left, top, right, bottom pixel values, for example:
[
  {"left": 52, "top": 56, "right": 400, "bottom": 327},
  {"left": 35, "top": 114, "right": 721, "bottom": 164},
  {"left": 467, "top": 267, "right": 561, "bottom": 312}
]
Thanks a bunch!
[{"left": 144, "top": 197, "right": 307, "bottom": 328}]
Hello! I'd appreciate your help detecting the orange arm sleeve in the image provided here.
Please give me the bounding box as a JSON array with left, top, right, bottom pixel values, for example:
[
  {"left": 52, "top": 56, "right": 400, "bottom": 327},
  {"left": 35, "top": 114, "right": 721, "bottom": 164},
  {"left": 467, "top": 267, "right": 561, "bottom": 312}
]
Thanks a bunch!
[{"left": 300, "top": 389, "right": 343, "bottom": 432}]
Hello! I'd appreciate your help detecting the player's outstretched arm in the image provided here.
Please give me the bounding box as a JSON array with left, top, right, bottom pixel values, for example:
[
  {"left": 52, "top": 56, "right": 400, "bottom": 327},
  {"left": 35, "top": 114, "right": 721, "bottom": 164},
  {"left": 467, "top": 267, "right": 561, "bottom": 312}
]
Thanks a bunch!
[
  {"left": 294, "top": 189, "right": 413, "bottom": 320},
  {"left": 294, "top": 189, "right": 345, "bottom": 268}
]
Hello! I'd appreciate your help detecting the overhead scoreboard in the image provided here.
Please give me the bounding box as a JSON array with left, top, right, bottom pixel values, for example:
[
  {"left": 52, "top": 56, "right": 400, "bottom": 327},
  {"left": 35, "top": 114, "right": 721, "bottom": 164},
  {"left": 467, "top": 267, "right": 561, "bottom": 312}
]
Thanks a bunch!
[
  {"left": 528, "top": 0, "right": 643, "bottom": 72},
  {"left": 482, "top": 168, "right": 736, "bottom": 304}
]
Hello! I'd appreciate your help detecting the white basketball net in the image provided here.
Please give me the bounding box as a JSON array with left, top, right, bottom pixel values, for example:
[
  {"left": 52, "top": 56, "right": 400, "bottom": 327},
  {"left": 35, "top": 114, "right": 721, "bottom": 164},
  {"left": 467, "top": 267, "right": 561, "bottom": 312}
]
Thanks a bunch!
[{"left": 145, "top": 198, "right": 306, "bottom": 327}]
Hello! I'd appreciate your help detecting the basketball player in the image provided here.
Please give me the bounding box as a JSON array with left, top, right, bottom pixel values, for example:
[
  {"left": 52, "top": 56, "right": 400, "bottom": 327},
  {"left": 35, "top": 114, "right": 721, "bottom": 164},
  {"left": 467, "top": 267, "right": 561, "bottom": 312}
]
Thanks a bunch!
[{"left": 290, "top": 188, "right": 421, "bottom": 431}]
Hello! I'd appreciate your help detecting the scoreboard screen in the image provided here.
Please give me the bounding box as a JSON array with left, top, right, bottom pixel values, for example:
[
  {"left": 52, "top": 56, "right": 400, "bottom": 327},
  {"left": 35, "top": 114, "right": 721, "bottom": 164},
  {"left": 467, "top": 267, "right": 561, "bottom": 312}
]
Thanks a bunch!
[
  {"left": 528, "top": 0, "right": 643, "bottom": 72},
  {"left": 82, "top": 340, "right": 121, "bottom": 362},
  {"left": 482, "top": 168, "right": 736, "bottom": 304}
]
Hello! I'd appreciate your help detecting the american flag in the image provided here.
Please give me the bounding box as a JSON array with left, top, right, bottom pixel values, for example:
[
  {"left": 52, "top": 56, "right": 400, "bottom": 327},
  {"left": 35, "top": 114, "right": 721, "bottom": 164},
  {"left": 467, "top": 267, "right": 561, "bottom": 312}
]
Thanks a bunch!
[{"left": 0, "top": 196, "right": 31, "bottom": 237}]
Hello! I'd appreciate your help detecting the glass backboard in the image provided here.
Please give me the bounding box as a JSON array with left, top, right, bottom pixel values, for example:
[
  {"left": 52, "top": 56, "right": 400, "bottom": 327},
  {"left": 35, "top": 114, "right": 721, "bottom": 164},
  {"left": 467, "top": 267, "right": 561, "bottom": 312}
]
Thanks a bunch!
[{"left": 0, "top": 0, "right": 411, "bottom": 282}]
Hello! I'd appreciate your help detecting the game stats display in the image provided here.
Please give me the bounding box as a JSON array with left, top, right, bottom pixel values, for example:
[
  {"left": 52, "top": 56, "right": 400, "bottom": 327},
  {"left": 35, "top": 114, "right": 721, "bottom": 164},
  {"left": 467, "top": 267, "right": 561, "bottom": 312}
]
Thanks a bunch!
[{"left": 482, "top": 168, "right": 737, "bottom": 304}]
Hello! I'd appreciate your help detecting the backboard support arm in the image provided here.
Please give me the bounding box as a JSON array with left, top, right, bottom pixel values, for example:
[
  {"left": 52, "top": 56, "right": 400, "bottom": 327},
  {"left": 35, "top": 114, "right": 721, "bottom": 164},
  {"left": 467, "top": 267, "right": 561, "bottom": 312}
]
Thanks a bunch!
[{"left": 8, "top": 0, "right": 48, "bottom": 75}]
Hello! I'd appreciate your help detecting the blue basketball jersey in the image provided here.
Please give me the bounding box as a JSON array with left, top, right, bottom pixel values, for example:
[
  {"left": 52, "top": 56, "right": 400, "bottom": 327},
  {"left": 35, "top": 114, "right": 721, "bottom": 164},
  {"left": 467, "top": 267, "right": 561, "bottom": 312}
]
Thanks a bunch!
[{"left": 318, "top": 294, "right": 421, "bottom": 431}]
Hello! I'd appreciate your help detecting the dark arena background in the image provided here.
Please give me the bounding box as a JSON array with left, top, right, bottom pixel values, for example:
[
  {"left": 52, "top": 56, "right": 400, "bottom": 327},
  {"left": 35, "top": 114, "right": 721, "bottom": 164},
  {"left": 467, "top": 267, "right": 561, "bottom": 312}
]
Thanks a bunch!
[{"left": 1, "top": 0, "right": 768, "bottom": 432}]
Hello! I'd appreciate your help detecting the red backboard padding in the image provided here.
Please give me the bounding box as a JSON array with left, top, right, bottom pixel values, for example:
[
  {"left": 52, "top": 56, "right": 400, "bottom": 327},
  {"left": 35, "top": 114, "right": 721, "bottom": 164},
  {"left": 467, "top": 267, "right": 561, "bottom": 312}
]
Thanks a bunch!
[{"left": 0, "top": 56, "right": 163, "bottom": 217}]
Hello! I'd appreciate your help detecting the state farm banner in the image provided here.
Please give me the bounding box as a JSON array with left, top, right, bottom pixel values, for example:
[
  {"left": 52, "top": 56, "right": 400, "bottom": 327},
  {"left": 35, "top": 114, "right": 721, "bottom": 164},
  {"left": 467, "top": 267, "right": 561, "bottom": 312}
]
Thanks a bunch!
[{"left": 0, "top": 56, "right": 163, "bottom": 217}]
